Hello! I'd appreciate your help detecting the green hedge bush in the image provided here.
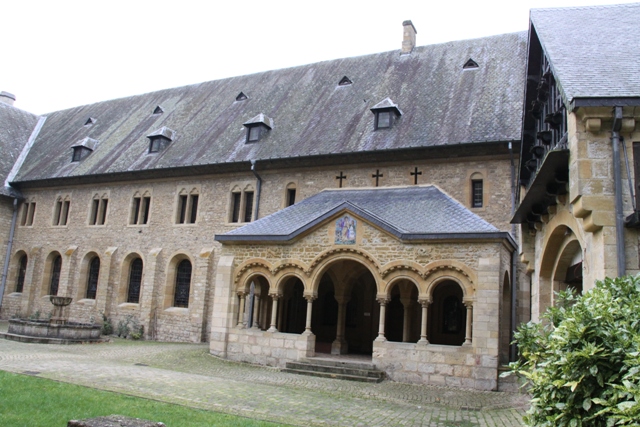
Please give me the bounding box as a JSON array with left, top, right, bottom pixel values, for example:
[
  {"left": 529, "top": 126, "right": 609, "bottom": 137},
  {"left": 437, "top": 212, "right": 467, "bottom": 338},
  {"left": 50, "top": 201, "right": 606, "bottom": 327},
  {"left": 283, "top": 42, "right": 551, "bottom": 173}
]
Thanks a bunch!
[{"left": 509, "top": 275, "right": 640, "bottom": 426}]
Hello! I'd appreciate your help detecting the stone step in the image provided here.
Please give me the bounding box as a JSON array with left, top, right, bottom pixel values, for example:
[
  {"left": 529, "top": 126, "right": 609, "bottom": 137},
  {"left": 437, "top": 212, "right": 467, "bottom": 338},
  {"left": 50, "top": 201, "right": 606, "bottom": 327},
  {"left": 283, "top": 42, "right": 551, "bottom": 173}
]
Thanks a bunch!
[
  {"left": 299, "top": 357, "right": 376, "bottom": 371},
  {"left": 284, "top": 360, "right": 385, "bottom": 383},
  {"left": 282, "top": 367, "right": 384, "bottom": 383}
]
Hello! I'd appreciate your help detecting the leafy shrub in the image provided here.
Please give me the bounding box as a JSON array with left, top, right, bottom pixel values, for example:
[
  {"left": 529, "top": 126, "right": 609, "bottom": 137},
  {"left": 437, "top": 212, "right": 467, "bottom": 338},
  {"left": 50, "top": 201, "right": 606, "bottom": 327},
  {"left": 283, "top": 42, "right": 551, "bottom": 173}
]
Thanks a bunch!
[
  {"left": 116, "top": 317, "right": 131, "bottom": 338},
  {"left": 508, "top": 275, "right": 640, "bottom": 426},
  {"left": 101, "top": 313, "right": 113, "bottom": 335}
]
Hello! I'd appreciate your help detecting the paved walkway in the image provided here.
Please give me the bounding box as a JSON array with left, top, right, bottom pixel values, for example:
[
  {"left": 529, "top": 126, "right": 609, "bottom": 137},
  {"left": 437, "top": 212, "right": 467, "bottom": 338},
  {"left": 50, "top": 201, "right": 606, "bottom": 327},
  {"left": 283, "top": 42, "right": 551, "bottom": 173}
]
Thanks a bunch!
[{"left": 0, "top": 322, "right": 528, "bottom": 426}]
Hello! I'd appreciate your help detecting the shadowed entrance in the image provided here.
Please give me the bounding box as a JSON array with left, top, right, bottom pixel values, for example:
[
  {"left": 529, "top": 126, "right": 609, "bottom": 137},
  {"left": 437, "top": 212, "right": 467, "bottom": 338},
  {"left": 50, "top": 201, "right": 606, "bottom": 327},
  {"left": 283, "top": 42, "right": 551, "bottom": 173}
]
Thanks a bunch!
[{"left": 311, "top": 260, "right": 378, "bottom": 355}]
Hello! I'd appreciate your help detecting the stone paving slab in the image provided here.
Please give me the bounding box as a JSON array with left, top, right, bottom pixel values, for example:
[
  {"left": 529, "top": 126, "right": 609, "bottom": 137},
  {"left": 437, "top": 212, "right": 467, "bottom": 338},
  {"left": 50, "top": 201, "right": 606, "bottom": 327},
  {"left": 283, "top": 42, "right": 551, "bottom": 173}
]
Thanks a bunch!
[{"left": 0, "top": 328, "right": 528, "bottom": 426}]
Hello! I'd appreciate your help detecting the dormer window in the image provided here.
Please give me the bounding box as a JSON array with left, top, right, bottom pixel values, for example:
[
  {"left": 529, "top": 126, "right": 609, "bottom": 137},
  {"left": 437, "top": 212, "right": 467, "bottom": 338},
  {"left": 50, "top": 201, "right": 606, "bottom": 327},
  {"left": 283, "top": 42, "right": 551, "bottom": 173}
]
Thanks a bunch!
[
  {"left": 370, "top": 98, "right": 403, "bottom": 130},
  {"left": 338, "top": 76, "right": 352, "bottom": 86},
  {"left": 243, "top": 114, "right": 273, "bottom": 143},
  {"left": 236, "top": 92, "right": 248, "bottom": 101},
  {"left": 147, "top": 127, "right": 175, "bottom": 153},
  {"left": 153, "top": 106, "right": 164, "bottom": 115},
  {"left": 463, "top": 58, "right": 479, "bottom": 69},
  {"left": 71, "top": 137, "right": 98, "bottom": 162}
]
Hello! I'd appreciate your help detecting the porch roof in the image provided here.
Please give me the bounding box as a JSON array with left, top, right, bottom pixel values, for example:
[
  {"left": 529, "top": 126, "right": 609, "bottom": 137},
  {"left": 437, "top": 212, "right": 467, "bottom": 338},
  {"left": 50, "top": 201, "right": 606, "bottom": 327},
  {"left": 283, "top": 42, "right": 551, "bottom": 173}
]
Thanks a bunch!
[{"left": 216, "top": 185, "right": 513, "bottom": 244}]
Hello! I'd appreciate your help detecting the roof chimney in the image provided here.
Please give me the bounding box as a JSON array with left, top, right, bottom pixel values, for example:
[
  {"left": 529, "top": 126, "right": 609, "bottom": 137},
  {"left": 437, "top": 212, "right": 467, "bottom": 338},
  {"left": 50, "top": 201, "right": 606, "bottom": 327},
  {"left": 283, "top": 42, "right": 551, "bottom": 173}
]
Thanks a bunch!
[
  {"left": 0, "top": 91, "right": 16, "bottom": 106},
  {"left": 401, "top": 20, "right": 417, "bottom": 55}
]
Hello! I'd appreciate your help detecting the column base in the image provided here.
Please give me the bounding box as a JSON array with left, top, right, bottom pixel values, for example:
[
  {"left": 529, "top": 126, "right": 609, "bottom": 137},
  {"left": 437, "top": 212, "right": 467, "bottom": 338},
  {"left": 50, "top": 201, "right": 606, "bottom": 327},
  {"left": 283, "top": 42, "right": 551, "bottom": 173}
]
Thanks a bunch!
[
  {"left": 417, "top": 338, "right": 429, "bottom": 345},
  {"left": 374, "top": 336, "right": 387, "bottom": 342},
  {"left": 267, "top": 326, "right": 278, "bottom": 333},
  {"left": 331, "top": 339, "right": 348, "bottom": 354}
]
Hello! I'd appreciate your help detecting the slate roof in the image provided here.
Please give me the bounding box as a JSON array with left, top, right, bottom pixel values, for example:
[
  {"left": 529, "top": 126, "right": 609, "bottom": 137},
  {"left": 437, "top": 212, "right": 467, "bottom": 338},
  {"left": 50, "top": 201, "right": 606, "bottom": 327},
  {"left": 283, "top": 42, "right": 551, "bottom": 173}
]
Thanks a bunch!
[
  {"left": 216, "top": 186, "right": 511, "bottom": 243},
  {"left": 530, "top": 3, "right": 640, "bottom": 106},
  {"left": 0, "top": 102, "right": 39, "bottom": 197},
  {"left": 12, "top": 32, "right": 527, "bottom": 184}
]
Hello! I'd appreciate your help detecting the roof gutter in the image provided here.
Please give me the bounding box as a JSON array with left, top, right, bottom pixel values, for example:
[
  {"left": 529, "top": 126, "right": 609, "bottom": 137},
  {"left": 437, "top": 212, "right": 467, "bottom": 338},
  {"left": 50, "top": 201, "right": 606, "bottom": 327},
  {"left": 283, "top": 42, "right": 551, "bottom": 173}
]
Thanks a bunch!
[
  {"left": 251, "top": 160, "right": 262, "bottom": 220},
  {"left": 0, "top": 198, "right": 19, "bottom": 310}
]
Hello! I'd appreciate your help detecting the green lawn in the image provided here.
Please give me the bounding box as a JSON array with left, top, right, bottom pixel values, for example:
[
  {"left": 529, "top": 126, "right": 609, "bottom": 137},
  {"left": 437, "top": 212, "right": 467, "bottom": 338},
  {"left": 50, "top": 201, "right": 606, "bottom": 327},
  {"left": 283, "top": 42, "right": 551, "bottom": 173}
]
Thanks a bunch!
[{"left": 0, "top": 370, "right": 286, "bottom": 427}]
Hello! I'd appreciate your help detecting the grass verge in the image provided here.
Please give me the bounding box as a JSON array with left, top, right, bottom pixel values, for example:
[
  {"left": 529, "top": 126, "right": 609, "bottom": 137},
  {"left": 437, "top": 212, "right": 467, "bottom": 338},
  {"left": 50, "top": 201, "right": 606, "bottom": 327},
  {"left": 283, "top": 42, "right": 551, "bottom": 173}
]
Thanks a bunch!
[{"left": 0, "top": 370, "right": 286, "bottom": 427}]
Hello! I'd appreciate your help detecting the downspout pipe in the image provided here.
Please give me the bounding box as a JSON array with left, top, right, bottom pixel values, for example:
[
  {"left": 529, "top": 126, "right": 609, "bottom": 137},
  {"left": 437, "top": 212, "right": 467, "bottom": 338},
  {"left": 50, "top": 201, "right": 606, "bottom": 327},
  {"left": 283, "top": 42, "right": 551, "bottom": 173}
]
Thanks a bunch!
[
  {"left": 0, "top": 198, "right": 19, "bottom": 310},
  {"left": 612, "top": 106, "right": 626, "bottom": 277},
  {"left": 250, "top": 160, "right": 262, "bottom": 220},
  {"left": 508, "top": 141, "right": 518, "bottom": 362}
]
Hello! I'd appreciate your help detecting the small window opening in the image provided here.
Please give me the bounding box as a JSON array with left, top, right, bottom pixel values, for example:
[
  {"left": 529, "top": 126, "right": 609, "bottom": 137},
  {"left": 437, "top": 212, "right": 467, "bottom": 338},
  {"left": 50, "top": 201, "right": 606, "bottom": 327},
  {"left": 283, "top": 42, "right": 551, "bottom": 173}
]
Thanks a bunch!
[
  {"left": 90, "top": 196, "right": 108, "bottom": 225},
  {"left": 153, "top": 106, "right": 164, "bottom": 114},
  {"left": 127, "top": 258, "right": 143, "bottom": 304},
  {"left": 177, "top": 193, "right": 198, "bottom": 224},
  {"left": 84, "top": 117, "right": 96, "bottom": 126},
  {"left": 72, "top": 146, "right": 92, "bottom": 162},
  {"left": 86, "top": 257, "right": 100, "bottom": 299},
  {"left": 174, "top": 260, "right": 192, "bottom": 308},
  {"left": 236, "top": 92, "right": 248, "bottom": 101},
  {"left": 376, "top": 111, "right": 392, "bottom": 129},
  {"left": 463, "top": 58, "right": 479, "bottom": 69},
  {"left": 287, "top": 188, "right": 296, "bottom": 207},
  {"left": 16, "top": 255, "right": 27, "bottom": 293},
  {"left": 243, "top": 191, "right": 254, "bottom": 223},
  {"left": 53, "top": 199, "right": 70, "bottom": 226},
  {"left": 247, "top": 126, "right": 261, "bottom": 142},
  {"left": 231, "top": 192, "right": 241, "bottom": 223},
  {"left": 131, "top": 196, "right": 151, "bottom": 225},
  {"left": 49, "top": 255, "right": 62, "bottom": 296},
  {"left": 338, "top": 76, "right": 352, "bottom": 86},
  {"left": 20, "top": 202, "right": 36, "bottom": 226},
  {"left": 472, "top": 180, "right": 483, "bottom": 208}
]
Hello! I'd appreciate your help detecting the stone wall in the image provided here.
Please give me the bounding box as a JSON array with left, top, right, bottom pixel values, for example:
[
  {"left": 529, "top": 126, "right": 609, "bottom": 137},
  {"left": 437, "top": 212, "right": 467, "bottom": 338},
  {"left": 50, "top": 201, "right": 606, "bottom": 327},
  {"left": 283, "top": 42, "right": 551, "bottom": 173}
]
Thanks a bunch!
[{"left": 3, "top": 152, "right": 519, "bottom": 344}]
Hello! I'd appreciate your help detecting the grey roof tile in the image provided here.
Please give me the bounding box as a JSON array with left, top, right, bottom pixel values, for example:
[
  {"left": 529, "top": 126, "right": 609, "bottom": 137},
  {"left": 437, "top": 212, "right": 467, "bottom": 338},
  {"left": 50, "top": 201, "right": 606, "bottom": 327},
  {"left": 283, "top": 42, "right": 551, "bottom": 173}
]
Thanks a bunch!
[
  {"left": 216, "top": 186, "right": 501, "bottom": 242},
  {"left": 531, "top": 3, "right": 640, "bottom": 103},
  {"left": 0, "top": 103, "right": 39, "bottom": 197},
  {"left": 12, "top": 32, "right": 527, "bottom": 184}
]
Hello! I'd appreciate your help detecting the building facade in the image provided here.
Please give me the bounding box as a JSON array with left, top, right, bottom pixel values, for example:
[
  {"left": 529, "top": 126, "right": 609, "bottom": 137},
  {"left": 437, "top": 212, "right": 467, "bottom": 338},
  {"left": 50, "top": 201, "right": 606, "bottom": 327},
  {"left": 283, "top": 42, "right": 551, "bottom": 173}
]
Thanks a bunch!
[{"left": 2, "top": 4, "right": 639, "bottom": 391}]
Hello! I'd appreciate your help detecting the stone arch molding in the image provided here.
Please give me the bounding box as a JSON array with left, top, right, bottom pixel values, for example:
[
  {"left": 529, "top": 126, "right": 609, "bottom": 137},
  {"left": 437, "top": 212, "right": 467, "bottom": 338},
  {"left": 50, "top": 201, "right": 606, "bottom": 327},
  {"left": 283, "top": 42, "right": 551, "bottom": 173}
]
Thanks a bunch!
[{"left": 423, "top": 260, "right": 477, "bottom": 300}]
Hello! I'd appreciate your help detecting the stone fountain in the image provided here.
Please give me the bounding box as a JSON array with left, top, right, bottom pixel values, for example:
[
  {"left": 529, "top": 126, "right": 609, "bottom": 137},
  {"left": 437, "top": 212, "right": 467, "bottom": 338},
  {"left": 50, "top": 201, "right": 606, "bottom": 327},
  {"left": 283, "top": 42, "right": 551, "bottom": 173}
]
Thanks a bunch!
[{"left": 2, "top": 296, "right": 104, "bottom": 344}]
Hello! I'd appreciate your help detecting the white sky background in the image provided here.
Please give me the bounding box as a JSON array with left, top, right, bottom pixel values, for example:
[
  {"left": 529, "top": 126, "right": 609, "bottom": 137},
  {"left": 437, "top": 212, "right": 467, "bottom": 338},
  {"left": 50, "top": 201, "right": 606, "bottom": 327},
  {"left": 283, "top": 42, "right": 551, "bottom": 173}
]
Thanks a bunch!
[{"left": 3, "top": 0, "right": 637, "bottom": 114}]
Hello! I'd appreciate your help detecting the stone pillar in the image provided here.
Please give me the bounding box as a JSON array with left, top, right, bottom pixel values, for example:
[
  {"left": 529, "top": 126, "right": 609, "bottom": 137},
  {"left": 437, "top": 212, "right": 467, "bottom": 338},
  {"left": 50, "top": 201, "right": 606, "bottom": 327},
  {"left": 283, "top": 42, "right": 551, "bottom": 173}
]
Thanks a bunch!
[
  {"left": 251, "top": 293, "right": 260, "bottom": 329},
  {"left": 267, "top": 294, "right": 279, "bottom": 332},
  {"left": 464, "top": 301, "right": 473, "bottom": 346},
  {"left": 303, "top": 295, "right": 316, "bottom": 335},
  {"left": 21, "top": 246, "right": 41, "bottom": 315},
  {"left": 236, "top": 292, "right": 247, "bottom": 328},
  {"left": 209, "top": 255, "right": 235, "bottom": 358},
  {"left": 400, "top": 297, "right": 412, "bottom": 342},
  {"left": 188, "top": 247, "right": 214, "bottom": 342},
  {"left": 331, "top": 296, "right": 349, "bottom": 354},
  {"left": 57, "top": 246, "right": 77, "bottom": 297},
  {"left": 139, "top": 248, "right": 163, "bottom": 340},
  {"left": 418, "top": 298, "right": 431, "bottom": 344},
  {"left": 375, "top": 298, "right": 388, "bottom": 342},
  {"left": 95, "top": 247, "right": 117, "bottom": 317}
]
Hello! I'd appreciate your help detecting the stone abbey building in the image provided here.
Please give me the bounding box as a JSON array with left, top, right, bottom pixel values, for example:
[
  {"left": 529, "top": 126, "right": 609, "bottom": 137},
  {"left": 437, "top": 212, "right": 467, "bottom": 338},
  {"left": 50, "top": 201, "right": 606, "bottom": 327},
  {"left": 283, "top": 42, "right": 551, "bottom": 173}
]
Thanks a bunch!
[{"left": 2, "top": 3, "right": 640, "bottom": 391}]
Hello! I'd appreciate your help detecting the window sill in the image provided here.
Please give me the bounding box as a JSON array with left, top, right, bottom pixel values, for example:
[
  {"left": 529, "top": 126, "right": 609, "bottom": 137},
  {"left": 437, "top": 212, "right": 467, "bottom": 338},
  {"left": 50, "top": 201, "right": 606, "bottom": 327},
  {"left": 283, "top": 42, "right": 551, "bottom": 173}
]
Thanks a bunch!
[
  {"left": 77, "top": 298, "right": 96, "bottom": 305},
  {"left": 163, "top": 307, "right": 189, "bottom": 315},
  {"left": 7, "top": 292, "right": 23, "bottom": 297},
  {"left": 118, "top": 302, "right": 140, "bottom": 310}
]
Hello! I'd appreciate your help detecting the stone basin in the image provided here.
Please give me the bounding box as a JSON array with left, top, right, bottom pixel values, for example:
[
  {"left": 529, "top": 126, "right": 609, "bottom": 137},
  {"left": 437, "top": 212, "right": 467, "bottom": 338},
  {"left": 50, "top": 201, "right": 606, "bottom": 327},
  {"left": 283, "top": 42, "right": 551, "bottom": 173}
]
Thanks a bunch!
[{"left": 3, "top": 319, "right": 103, "bottom": 344}]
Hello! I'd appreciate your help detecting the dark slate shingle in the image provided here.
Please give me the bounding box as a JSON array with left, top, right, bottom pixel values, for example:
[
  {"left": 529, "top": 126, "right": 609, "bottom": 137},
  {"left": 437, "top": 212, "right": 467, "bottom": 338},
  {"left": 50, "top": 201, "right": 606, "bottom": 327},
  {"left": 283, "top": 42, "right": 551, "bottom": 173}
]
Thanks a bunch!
[
  {"left": 217, "top": 186, "right": 501, "bottom": 242},
  {"left": 531, "top": 3, "right": 640, "bottom": 104},
  {"left": 13, "top": 32, "right": 527, "bottom": 183},
  {"left": 0, "top": 103, "right": 39, "bottom": 197}
]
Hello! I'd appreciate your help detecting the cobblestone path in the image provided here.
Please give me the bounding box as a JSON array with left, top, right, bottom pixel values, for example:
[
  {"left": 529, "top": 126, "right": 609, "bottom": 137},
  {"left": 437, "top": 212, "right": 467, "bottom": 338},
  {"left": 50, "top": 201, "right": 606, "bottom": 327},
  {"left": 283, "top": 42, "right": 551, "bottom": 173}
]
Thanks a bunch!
[{"left": 0, "top": 332, "right": 528, "bottom": 426}]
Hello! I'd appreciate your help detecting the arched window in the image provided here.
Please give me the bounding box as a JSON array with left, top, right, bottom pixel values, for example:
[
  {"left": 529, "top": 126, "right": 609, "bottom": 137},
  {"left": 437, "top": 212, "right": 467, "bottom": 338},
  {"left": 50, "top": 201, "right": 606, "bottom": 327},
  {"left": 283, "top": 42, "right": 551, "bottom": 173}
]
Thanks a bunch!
[
  {"left": 429, "top": 280, "right": 466, "bottom": 346},
  {"left": 127, "top": 258, "right": 143, "bottom": 303},
  {"left": 86, "top": 257, "right": 100, "bottom": 299},
  {"left": 16, "top": 255, "right": 28, "bottom": 293},
  {"left": 174, "top": 259, "right": 192, "bottom": 307},
  {"left": 49, "top": 255, "right": 62, "bottom": 296}
]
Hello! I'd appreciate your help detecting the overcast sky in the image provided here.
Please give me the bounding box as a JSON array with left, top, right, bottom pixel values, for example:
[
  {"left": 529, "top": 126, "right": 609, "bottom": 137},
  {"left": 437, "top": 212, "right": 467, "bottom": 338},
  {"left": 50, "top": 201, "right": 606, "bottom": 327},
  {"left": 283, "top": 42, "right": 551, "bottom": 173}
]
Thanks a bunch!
[{"left": 3, "top": 0, "right": 637, "bottom": 114}]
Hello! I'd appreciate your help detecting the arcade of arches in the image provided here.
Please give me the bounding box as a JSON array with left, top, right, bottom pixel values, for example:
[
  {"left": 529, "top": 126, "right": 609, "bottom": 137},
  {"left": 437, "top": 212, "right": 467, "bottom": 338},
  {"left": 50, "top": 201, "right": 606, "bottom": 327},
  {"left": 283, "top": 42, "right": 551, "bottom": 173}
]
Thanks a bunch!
[{"left": 232, "top": 259, "right": 473, "bottom": 357}]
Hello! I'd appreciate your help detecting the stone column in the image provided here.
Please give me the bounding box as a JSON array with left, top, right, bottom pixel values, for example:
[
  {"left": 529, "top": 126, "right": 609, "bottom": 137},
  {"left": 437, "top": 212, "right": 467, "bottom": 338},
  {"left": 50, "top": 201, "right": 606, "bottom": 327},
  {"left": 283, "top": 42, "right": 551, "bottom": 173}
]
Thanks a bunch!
[
  {"left": 95, "top": 247, "right": 117, "bottom": 317},
  {"left": 418, "top": 298, "right": 431, "bottom": 344},
  {"left": 268, "top": 294, "right": 279, "bottom": 332},
  {"left": 303, "top": 295, "right": 316, "bottom": 335},
  {"left": 236, "top": 292, "right": 247, "bottom": 328},
  {"left": 400, "top": 297, "right": 412, "bottom": 342},
  {"left": 375, "top": 298, "right": 389, "bottom": 342},
  {"left": 464, "top": 301, "right": 473, "bottom": 345},
  {"left": 21, "top": 246, "right": 41, "bottom": 315},
  {"left": 251, "top": 293, "right": 260, "bottom": 329},
  {"left": 139, "top": 248, "right": 163, "bottom": 340},
  {"left": 209, "top": 255, "right": 235, "bottom": 358},
  {"left": 331, "top": 296, "right": 349, "bottom": 354},
  {"left": 189, "top": 247, "right": 214, "bottom": 342}
]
